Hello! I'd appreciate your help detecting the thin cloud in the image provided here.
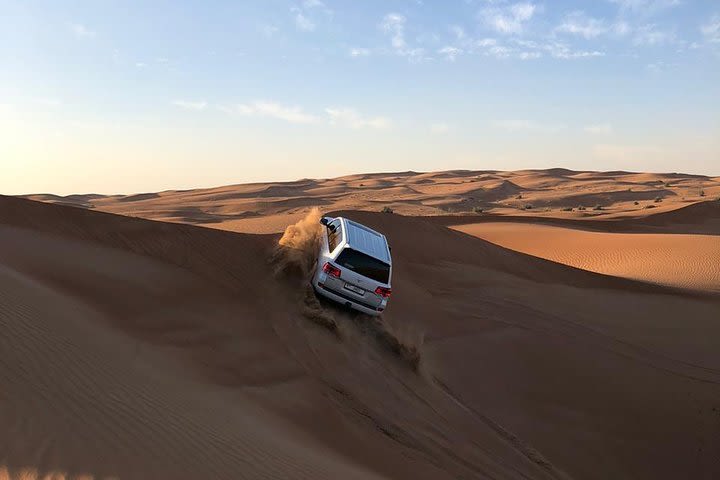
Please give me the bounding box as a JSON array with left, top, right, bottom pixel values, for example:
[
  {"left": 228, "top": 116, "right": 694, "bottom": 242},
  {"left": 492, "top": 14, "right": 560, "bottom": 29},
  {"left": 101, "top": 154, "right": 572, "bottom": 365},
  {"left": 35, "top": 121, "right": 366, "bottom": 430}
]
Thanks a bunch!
[
  {"left": 493, "top": 119, "right": 566, "bottom": 132},
  {"left": 701, "top": 15, "right": 720, "bottom": 43},
  {"left": 294, "top": 12, "right": 315, "bottom": 31},
  {"left": 480, "top": 2, "right": 538, "bottom": 35},
  {"left": 231, "top": 101, "right": 319, "bottom": 124},
  {"left": 259, "top": 24, "right": 279, "bottom": 38},
  {"left": 291, "top": 0, "right": 332, "bottom": 33},
  {"left": 70, "top": 23, "right": 96, "bottom": 38},
  {"left": 303, "top": 0, "right": 324, "bottom": 8},
  {"left": 607, "top": 0, "right": 681, "bottom": 14},
  {"left": 542, "top": 41, "right": 605, "bottom": 59},
  {"left": 633, "top": 24, "right": 676, "bottom": 45},
  {"left": 450, "top": 25, "right": 466, "bottom": 40},
  {"left": 438, "top": 46, "right": 462, "bottom": 61},
  {"left": 555, "top": 12, "right": 609, "bottom": 39},
  {"left": 430, "top": 123, "right": 451, "bottom": 134},
  {"left": 172, "top": 100, "right": 208, "bottom": 111},
  {"left": 379, "top": 13, "right": 430, "bottom": 62},
  {"left": 380, "top": 13, "right": 407, "bottom": 49},
  {"left": 584, "top": 123, "right": 613, "bottom": 134},
  {"left": 646, "top": 61, "right": 676, "bottom": 73},
  {"left": 325, "top": 107, "right": 391, "bottom": 129},
  {"left": 475, "top": 39, "right": 601, "bottom": 60},
  {"left": 350, "top": 47, "right": 371, "bottom": 57},
  {"left": 519, "top": 51, "right": 542, "bottom": 59}
]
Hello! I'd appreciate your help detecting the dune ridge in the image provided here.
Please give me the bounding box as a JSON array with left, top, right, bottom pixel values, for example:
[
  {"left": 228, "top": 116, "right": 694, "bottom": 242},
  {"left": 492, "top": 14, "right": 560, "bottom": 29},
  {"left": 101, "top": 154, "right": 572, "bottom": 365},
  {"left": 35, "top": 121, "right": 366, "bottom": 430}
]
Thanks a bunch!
[
  {"left": 22, "top": 169, "right": 720, "bottom": 234},
  {"left": 452, "top": 221, "right": 720, "bottom": 291}
]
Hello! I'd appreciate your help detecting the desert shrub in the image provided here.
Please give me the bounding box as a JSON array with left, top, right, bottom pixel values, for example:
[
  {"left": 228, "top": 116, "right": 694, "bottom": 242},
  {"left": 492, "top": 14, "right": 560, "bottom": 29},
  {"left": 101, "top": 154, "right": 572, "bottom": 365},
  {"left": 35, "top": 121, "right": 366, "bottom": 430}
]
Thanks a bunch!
[
  {"left": 654, "top": 196, "right": 663, "bottom": 203},
  {"left": 644, "top": 204, "right": 656, "bottom": 209},
  {"left": 593, "top": 205, "right": 603, "bottom": 211},
  {"left": 561, "top": 207, "right": 573, "bottom": 212},
  {"left": 381, "top": 206, "right": 394, "bottom": 214},
  {"left": 577, "top": 205, "right": 586, "bottom": 211},
  {"left": 523, "top": 204, "right": 533, "bottom": 210},
  {"left": 515, "top": 194, "right": 523, "bottom": 199},
  {"left": 634, "top": 201, "right": 639, "bottom": 205},
  {"left": 359, "top": 183, "right": 364, "bottom": 187},
  {"left": 700, "top": 190, "right": 706, "bottom": 197},
  {"left": 472, "top": 206, "right": 484, "bottom": 214}
]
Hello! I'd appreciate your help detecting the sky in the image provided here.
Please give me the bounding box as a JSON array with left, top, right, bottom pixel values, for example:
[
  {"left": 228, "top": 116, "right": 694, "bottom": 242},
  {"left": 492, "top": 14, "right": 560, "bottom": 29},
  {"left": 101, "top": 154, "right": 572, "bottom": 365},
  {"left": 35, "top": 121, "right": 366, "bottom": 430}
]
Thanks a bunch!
[{"left": 1, "top": 0, "right": 719, "bottom": 195}]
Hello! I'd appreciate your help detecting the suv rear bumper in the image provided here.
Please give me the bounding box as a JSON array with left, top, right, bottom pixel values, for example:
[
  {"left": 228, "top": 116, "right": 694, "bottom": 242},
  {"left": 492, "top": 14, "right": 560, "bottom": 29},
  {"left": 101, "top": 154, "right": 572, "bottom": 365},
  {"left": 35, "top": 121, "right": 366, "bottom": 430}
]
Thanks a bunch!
[{"left": 312, "top": 279, "right": 384, "bottom": 316}]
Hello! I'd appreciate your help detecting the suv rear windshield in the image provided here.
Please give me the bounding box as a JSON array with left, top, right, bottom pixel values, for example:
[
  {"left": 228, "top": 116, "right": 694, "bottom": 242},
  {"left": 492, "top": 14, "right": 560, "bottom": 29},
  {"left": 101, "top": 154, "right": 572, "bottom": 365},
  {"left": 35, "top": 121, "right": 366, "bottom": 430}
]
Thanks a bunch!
[{"left": 335, "top": 248, "right": 390, "bottom": 284}]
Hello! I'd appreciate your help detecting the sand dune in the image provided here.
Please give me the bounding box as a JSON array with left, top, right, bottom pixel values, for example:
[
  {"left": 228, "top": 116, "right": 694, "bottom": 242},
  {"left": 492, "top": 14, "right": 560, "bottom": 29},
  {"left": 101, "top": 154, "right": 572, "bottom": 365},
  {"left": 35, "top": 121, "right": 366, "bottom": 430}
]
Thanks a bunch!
[
  {"left": 452, "top": 222, "right": 720, "bottom": 291},
  {"left": 22, "top": 169, "right": 720, "bottom": 234},
  {"left": 2, "top": 194, "right": 720, "bottom": 479}
]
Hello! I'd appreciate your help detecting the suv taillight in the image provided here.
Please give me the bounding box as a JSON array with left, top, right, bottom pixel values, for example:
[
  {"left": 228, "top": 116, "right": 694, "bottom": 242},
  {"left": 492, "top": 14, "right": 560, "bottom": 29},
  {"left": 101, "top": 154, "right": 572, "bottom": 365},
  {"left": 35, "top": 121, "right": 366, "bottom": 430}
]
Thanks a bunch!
[
  {"left": 375, "top": 286, "right": 392, "bottom": 298},
  {"left": 322, "top": 262, "right": 341, "bottom": 278}
]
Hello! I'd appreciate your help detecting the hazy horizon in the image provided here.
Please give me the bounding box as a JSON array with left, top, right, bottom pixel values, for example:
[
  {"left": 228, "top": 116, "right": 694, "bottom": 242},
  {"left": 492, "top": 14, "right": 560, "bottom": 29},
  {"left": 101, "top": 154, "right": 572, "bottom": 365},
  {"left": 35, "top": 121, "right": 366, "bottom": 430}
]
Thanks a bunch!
[
  {"left": 12, "top": 166, "right": 720, "bottom": 198},
  {"left": 3, "top": 0, "right": 719, "bottom": 195}
]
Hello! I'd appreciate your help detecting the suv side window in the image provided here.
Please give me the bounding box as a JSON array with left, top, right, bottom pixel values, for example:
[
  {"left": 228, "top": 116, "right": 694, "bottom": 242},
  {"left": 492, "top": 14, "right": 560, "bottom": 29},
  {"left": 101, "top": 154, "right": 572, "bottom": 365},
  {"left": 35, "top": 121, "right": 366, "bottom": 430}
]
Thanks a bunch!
[{"left": 327, "top": 219, "right": 342, "bottom": 252}]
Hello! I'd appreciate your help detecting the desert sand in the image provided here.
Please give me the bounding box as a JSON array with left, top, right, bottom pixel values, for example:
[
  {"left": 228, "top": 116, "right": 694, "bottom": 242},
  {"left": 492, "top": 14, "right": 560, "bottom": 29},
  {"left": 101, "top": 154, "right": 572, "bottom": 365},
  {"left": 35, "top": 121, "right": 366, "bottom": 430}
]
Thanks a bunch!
[
  {"left": 23, "top": 169, "right": 720, "bottom": 234},
  {"left": 452, "top": 223, "right": 720, "bottom": 291},
  {"left": 3, "top": 169, "right": 720, "bottom": 480}
]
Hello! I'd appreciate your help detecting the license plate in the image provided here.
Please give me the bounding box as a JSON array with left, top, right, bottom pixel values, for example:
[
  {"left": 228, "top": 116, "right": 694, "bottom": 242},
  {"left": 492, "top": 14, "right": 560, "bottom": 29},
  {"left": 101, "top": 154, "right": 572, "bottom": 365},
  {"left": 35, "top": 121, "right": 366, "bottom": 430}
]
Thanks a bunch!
[{"left": 344, "top": 283, "right": 365, "bottom": 295}]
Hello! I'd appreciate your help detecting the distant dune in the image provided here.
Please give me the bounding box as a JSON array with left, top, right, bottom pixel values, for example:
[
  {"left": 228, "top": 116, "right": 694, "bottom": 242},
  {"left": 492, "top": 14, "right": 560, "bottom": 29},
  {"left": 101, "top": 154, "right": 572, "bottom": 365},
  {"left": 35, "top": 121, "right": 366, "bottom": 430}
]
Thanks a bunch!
[
  {"left": 22, "top": 169, "right": 720, "bottom": 234},
  {"left": 3, "top": 169, "right": 720, "bottom": 479}
]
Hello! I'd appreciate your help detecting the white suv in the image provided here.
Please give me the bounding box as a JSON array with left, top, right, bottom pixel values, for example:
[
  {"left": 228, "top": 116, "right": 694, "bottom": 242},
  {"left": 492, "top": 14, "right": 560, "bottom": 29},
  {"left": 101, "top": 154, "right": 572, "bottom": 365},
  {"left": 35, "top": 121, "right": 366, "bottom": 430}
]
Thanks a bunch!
[{"left": 312, "top": 216, "right": 392, "bottom": 316}]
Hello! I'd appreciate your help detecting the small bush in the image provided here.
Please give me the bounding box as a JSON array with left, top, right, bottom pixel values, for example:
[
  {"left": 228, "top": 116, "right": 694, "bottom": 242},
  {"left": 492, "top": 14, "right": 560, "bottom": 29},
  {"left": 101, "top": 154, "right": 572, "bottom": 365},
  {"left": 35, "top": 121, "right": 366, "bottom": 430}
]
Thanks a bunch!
[
  {"left": 654, "top": 197, "right": 663, "bottom": 203},
  {"left": 700, "top": 190, "right": 706, "bottom": 197},
  {"left": 472, "top": 206, "right": 484, "bottom": 214},
  {"left": 523, "top": 204, "right": 533, "bottom": 210},
  {"left": 577, "top": 205, "right": 586, "bottom": 211},
  {"left": 381, "top": 206, "right": 394, "bottom": 213},
  {"left": 644, "top": 204, "right": 656, "bottom": 209},
  {"left": 561, "top": 207, "right": 573, "bottom": 212},
  {"left": 359, "top": 183, "right": 364, "bottom": 187},
  {"left": 633, "top": 201, "right": 639, "bottom": 206},
  {"left": 593, "top": 205, "right": 603, "bottom": 211},
  {"left": 516, "top": 194, "right": 523, "bottom": 199}
]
